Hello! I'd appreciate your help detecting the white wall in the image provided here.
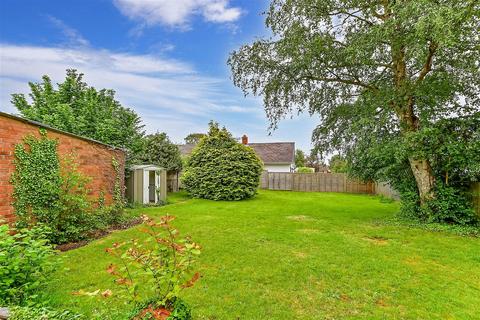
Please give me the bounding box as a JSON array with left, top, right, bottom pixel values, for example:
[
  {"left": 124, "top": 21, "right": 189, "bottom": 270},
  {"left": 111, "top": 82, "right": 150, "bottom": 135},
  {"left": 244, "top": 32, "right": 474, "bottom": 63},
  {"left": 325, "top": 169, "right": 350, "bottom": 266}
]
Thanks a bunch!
[{"left": 264, "top": 164, "right": 293, "bottom": 173}]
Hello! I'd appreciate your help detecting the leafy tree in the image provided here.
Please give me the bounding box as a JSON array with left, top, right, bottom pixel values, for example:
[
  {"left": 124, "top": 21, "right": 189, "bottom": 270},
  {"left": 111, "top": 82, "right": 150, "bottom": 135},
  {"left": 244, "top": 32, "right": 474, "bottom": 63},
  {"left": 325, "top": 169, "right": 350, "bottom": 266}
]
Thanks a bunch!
[
  {"left": 304, "top": 150, "right": 327, "bottom": 172},
  {"left": 329, "top": 155, "right": 347, "bottom": 173},
  {"left": 140, "top": 132, "right": 183, "bottom": 172},
  {"left": 11, "top": 69, "right": 145, "bottom": 163},
  {"left": 294, "top": 149, "right": 306, "bottom": 168},
  {"left": 182, "top": 122, "right": 263, "bottom": 201},
  {"left": 184, "top": 133, "right": 206, "bottom": 145},
  {"left": 229, "top": 0, "right": 480, "bottom": 219}
]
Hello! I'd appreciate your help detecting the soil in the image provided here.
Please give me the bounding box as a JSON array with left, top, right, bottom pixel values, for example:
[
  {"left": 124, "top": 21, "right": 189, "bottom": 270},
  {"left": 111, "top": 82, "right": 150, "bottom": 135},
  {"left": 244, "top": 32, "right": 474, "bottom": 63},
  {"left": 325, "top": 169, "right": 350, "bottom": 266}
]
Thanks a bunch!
[
  {"left": 135, "top": 306, "right": 171, "bottom": 320},
  {"left": 55, "top": 217, "right": 143, "bottom": 252}
]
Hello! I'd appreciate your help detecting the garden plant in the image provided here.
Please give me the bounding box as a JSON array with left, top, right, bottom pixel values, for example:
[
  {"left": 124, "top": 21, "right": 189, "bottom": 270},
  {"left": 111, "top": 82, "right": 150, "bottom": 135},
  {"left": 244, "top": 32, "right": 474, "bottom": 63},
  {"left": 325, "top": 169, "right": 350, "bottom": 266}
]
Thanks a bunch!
[
  {"left": 104, "top": 215, "right": 201, "bottom": 320},
  {"left": 182, "top": 121, "right": 263, "bottom": 201}
]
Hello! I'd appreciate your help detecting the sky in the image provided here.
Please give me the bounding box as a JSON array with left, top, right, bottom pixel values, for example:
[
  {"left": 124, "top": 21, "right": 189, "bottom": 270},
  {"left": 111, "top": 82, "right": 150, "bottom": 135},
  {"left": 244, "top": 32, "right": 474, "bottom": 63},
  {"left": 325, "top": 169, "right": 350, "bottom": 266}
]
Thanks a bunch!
[{"left": 0, "top": 0, "right": 319, "bottom": 151}]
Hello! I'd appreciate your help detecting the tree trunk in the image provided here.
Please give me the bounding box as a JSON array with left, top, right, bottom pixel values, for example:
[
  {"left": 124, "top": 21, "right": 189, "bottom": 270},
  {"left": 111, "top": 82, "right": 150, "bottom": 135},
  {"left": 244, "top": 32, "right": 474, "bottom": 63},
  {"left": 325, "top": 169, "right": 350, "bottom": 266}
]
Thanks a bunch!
[{"left": 409, "top": 157, "right": 435, "bottom": 205}]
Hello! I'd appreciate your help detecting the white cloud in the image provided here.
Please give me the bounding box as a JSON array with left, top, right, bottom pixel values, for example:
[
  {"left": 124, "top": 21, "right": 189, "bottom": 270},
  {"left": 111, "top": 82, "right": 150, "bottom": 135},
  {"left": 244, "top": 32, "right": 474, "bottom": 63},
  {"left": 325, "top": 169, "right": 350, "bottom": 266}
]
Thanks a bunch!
[
  {"left": 47, "top": 16, "right": 90, "bottom": 47},
  {"left": 113, "top": 0, "right": 242, "bottom": 28},
  {"left": 0, "top": 43, "right": 256, "bottom": 142}
]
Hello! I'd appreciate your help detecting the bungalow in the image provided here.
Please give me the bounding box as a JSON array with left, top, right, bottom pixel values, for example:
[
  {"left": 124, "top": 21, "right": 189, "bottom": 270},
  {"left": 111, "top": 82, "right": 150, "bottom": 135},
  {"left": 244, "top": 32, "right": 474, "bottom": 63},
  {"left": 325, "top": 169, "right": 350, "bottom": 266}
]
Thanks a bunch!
[
  {"left": 177, "top": 135, "right": 295, "bottom": 173},
  {"left": 241, "top": 135, "right": 295, "bottom": 173}
]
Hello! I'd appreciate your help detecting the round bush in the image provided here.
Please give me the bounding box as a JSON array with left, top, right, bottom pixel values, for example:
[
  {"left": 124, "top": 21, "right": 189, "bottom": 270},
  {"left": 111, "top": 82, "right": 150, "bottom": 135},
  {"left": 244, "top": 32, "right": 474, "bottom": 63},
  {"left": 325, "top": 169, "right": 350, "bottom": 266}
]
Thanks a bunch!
[{"left": 182, "top": 122, "right": 263, "bottom": 200}]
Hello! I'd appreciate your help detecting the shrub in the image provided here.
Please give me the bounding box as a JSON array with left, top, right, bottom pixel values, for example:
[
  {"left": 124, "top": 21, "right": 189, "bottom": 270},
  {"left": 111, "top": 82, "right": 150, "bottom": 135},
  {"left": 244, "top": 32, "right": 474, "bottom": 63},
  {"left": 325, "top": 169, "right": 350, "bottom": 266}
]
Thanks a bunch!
[
  {"left": 12, "top": 132, "right": 128, "bottom": 244},
  {"left": 105, "top": 215, "right": 201, "bottom": 319},
  {"left": 0, "top": 224, "right": 57, "bottom": 305},
  {"left": 182, "top": 122, "right": 263, "bottom": 200},
  {"left": 8, "top": 306, "right": 83, "bottom": 320},
  {"left": 424, "top": 183, "right": 478, "bottom": 225},
  {"left": 296, "top": 167, "right": 314, "bottom": 173}
]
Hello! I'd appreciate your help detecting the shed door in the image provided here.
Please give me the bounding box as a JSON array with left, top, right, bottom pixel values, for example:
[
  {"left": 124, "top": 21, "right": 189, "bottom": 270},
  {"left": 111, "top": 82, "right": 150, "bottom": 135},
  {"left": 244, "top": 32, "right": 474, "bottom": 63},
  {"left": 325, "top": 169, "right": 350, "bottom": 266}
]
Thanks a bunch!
[{"left": 148, "top": 171, "right": 156, "bottom": 203}]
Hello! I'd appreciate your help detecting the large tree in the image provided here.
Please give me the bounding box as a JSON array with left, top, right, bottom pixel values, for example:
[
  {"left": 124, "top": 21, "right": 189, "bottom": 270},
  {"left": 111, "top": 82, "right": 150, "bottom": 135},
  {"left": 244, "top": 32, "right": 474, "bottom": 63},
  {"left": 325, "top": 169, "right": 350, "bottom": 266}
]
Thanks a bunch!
[
  {"left": 12, "top": 69, "right": 145, "bottom": 162},
  {"left": 140, "top": 132, "right": 183, "bottom": 172},
  {"left": 229, "top": 0, "right": 480, "bottom": 208},
  {"left": 184, "top": 133, "right": 206, "bottom": 145},
  {"left": 295, "top": 149, "right": 306, "bottom": 168},
  {"left": 329, "top": 154, "right": 348, "bottom": 173}
]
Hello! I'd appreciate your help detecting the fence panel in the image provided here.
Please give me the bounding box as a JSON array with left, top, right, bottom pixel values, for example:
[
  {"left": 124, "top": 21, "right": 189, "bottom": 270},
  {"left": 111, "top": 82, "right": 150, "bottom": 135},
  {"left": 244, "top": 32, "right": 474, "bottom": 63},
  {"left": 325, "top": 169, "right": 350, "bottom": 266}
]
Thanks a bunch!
[{"left": 260, "top": 172, "right": 374, "bottom": 194}]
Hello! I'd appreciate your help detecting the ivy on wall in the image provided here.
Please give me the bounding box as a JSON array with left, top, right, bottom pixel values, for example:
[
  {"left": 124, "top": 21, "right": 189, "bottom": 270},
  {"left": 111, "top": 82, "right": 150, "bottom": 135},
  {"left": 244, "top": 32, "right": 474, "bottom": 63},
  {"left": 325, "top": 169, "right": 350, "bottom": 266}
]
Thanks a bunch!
[
  {"left": 11, "top": 131, "right": 128, "bottom": 244},
  {"left": 110, "top": 156, "right": 125, "bottom": 223},
  {"left": 11, "top": 129, "right": 62, "bottom": 226}
]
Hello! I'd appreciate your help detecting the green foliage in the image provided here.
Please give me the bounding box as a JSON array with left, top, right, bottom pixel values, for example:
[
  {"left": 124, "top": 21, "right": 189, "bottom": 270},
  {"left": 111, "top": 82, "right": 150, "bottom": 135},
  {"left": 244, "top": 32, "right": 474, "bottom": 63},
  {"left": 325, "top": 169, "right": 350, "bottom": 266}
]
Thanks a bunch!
[
  {"left": 0, "top": 224, "right": 57, "bottom": 305},
  {"left": 12, "top": 132, "right": 129, "bottom": 244},
  {"left": 296, "top": 167, "right": 314, "bottom": 173},
  {"left": 294, "top": 149, "right": 306, "bottom": 168},
  {"left": 329, "top": 155, "right": 348, "bottom": 174},
  {"left": 139, "top": 133, "right": 182, "bottom": 172},
  {"left": 229, "top": 0, "right": 480, "bottom": 223},
  {"left": 105, "top": 215, "right": 200, "bottom": 316},
  {"left": 12, "top": 130, "right": 62, "bottom": 228},
  {"left": 109, "top": 156, "right": 126, "bottom": 224},
  {"left": 12, "top": 133, "right": 94, "bottom": 243},
  {"left": 167, "top": 298, "right": 192, "bottom": 320},
  {"left": 424, "top": 183, "right": 477, "bottom": 225},
  {"left": 304, "top": 151, "right": 328, "bottom": 173},
  {"left": 347, "top": 116, "right": 480, "bottom": 225},
  {"left": 182, "top": 122, "right": 263, "bottom": 201},
  {"left": 184, "top": 133, "right": 206, "bottom": 145},
  {"left": 9, "top": 306, "right": 83, "bottom": 320},
  {"left": 11, "top": 69, "right": 145, "bottom": 163}
]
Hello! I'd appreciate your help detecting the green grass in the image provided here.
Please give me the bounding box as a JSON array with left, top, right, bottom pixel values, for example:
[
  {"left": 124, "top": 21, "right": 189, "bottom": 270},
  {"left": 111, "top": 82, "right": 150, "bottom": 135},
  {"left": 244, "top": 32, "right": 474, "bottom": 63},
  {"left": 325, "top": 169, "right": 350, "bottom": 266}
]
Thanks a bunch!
[{"left": 45, "top": 191, "right": 480, "bottom": 319}]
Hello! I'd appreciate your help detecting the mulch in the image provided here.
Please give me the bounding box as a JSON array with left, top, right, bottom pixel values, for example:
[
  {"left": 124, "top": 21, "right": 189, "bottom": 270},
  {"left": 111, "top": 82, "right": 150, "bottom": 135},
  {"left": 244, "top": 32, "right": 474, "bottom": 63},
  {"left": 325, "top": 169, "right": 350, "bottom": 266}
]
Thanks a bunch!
[{"left": 55, "top": 217, "right": 143, "bottom": 252}]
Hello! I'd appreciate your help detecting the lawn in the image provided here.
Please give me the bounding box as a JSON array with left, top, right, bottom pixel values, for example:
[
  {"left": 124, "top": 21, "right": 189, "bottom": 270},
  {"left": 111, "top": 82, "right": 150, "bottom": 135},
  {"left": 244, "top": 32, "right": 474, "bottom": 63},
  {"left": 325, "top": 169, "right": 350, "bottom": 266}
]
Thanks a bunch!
[{"left": 45, "top": 191, "right": 480, "bottom": 319}]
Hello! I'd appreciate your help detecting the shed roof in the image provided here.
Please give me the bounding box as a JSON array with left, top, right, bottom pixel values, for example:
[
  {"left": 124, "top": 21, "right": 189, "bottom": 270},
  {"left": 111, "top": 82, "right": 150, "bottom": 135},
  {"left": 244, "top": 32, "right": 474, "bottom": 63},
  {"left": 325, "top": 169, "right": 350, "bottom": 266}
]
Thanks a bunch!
[
  {"left": 130, "top": 164, "right": 163, "bottom": 171},
  {"left": 247, "top": 142, "right": 295, "bottom": 164}
]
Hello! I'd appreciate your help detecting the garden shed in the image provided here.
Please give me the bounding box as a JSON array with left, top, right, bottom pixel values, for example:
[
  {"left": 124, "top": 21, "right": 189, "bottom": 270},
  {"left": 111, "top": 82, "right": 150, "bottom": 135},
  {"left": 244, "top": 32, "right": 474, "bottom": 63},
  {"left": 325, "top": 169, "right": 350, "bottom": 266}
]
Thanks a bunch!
[{"left": 126, "top": 165, "right": 167, "bottom": 205}]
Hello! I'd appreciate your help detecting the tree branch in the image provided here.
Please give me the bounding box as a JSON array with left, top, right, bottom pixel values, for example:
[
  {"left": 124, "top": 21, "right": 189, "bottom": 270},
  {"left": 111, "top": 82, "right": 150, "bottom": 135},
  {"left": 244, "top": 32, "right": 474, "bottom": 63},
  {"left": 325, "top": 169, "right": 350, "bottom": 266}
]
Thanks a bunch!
[
  {"left": 302, "top": 74, "right": 378, "bottom": 91},
  {"left": 417, "top": 41, "right": 438, "bottom": 84}
]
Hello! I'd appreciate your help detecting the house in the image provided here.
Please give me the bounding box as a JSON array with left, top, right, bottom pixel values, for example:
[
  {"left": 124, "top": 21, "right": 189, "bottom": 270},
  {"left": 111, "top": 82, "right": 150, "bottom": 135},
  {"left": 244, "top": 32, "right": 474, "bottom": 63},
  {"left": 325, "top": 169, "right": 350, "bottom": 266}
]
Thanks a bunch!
[
  {"left": 178, "top": 143, "right": 196, "bottom": 157},
  {"left": 177, "top": 135, "right": 295, "bottom": 173},
  {"left": 241, "top": 135, "right": 295, "bottom": 172}
]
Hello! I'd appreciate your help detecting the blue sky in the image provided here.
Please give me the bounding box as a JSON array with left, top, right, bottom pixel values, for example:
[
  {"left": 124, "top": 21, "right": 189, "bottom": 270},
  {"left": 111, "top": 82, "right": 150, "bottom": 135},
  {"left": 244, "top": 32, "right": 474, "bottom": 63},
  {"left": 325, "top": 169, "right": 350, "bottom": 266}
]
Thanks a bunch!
[{"left": 0, "top": 0, "right": 318, "bottom": 151}]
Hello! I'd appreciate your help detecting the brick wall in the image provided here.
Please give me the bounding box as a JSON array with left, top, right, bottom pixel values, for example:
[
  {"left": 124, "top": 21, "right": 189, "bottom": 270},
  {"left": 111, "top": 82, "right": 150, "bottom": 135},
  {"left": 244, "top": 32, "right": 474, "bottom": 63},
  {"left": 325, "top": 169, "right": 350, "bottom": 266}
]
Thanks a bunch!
[{"left": 0, "top": 113, "right": 125, "bottom": 223}]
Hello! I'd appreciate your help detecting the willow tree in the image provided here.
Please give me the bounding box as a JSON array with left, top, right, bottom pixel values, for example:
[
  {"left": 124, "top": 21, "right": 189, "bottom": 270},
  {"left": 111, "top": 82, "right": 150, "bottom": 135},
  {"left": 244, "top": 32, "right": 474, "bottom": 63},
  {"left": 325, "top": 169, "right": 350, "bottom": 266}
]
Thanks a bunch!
[{"left": 229, "top": 0, "right": 480, "bottom": 207}]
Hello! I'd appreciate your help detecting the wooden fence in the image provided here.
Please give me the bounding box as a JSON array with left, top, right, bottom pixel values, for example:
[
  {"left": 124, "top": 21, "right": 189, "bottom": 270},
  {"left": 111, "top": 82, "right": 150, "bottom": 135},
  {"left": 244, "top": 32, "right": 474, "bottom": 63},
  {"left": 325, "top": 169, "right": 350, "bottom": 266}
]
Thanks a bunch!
[
  {"left": 260, "top": 172, "right": 375, "bottom": 194},
  {"left": 260, "top": 172, "right": 479, "bottom": 216},
  {"left": 375, "top": 181, "right": 401, "bottom": 200},
  {"left": 167, "top": 171, "right": 182, "bottom": 193}
]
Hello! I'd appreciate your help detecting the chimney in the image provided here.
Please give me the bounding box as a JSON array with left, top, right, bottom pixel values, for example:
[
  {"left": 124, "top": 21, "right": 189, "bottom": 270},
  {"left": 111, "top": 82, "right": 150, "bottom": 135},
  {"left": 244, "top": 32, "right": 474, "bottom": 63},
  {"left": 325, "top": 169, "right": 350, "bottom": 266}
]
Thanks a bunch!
[{"left": 241, "top": 134, "right": 248, "bottom": 145}]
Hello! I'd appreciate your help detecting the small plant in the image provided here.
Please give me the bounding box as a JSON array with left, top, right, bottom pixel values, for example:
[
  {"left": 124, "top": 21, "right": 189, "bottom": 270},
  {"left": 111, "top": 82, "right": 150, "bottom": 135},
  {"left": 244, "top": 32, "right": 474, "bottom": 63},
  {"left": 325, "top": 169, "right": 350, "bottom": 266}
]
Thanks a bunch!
[
  {"left": 0, "top": 224, "right": 57, "bottom": 305},
  {"left": 8, "top": 306, "right": 83, "bottom": 320},
  {"left": 105, "top": 215, "right": 201, "bottom": 319},
  {"left": 296, "top": 167, "right": 314, "bottom": 173}
]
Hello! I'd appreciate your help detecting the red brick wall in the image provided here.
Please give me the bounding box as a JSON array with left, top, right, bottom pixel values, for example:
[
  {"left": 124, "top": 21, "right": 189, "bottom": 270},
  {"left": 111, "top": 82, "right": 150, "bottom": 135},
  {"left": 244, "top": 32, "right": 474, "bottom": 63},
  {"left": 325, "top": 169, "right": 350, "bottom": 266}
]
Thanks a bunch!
[{"left": 0, "top": 114, "right": 125, "bottom": 223}]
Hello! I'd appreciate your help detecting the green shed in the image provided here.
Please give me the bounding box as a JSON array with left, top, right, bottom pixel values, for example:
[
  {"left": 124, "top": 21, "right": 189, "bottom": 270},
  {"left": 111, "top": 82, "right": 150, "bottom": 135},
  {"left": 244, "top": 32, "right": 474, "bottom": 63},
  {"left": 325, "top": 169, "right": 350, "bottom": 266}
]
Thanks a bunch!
[{"left": 126, "top": 165, "right": 167, "bottom": 204}]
